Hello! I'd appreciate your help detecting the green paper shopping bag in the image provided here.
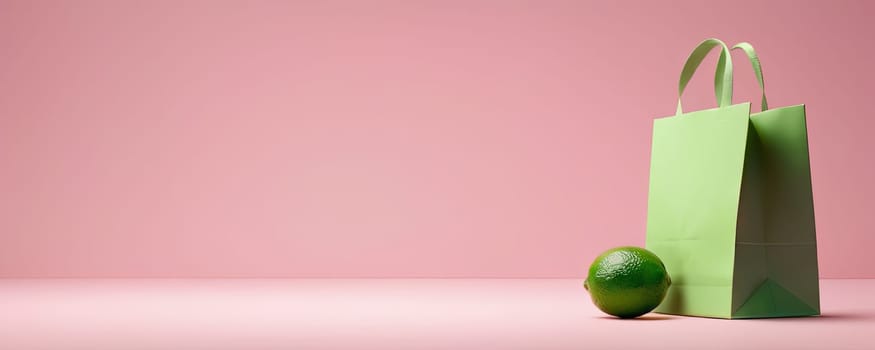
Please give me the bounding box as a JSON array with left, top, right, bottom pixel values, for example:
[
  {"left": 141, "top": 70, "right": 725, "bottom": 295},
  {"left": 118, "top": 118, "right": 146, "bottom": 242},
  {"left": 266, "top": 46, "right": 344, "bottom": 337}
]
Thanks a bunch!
[{"left": 644, "top": 38, "right": 820, "bottom": 319}]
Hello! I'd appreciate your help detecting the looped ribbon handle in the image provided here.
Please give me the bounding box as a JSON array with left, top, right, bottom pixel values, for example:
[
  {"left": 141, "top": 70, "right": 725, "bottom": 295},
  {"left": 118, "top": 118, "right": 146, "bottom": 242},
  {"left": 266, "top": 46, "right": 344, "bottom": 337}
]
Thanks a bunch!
[{"left": 676, "top": 38, "right": 770, "bottom": 115}]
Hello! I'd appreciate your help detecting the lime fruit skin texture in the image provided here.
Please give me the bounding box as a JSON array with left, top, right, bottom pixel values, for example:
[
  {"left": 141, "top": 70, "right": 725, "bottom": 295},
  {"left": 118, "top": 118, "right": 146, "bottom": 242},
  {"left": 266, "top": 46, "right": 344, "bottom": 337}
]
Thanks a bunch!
[{"left": 584, "top": 246, "right": 671, "bottom": 318}]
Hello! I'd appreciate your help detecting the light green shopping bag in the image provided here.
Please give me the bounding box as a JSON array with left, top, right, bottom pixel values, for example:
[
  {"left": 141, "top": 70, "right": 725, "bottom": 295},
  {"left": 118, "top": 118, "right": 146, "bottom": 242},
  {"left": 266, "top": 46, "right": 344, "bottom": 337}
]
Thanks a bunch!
[{"left": 644, "top": 38, "right": 820, "bottom": 319}]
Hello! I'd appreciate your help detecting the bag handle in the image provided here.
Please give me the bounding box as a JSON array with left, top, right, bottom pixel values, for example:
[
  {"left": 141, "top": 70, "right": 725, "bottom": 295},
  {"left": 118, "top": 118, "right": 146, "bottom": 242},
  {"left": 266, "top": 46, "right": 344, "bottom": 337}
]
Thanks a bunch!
[
  {"left": 731, "top": 42, "right": 769, "bottom": 112},
  {"left": 676, "top": 38, "right": 734, "bottom": 115}
]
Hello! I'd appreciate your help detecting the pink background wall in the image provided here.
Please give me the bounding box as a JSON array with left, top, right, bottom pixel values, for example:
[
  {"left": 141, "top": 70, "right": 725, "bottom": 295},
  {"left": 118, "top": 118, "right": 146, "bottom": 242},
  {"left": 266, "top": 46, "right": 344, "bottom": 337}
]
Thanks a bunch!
[{"left": 1, "top": 0, "right": 873, "bottom": 278}]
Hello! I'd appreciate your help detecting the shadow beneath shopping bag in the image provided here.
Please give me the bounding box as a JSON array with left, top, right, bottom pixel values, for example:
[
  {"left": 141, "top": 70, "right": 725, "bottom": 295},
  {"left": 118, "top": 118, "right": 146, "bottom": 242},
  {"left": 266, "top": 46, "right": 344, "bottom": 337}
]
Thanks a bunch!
[
  {"left": 745, "top": 312, "right": 875, "bottom": 323},
  {"left": 596, "top": 314, "right": 680, "bottom": 321},
  {"left": 816, "top": 313, "right": 875, "bottom": 321}
]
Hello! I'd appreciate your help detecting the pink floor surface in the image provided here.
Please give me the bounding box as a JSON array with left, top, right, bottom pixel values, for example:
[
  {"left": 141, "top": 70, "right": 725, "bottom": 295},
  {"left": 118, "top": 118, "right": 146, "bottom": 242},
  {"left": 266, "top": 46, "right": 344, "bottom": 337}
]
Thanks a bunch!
[{"left": 1, "top": 279, "right": 872, "bottom": 350}]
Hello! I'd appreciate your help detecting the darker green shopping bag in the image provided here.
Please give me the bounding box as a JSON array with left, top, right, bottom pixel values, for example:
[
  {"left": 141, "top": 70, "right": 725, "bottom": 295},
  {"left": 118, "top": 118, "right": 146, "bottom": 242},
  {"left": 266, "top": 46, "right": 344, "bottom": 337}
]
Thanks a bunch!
[{"left": 644, "top": 38, "right": 820, "bottom": 319}]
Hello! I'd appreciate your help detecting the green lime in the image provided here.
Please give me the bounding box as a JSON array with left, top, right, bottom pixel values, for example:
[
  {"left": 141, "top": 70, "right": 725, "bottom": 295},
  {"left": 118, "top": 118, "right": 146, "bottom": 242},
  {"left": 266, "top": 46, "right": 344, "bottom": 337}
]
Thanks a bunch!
[{"left": 584, "top": 246, "right": 671, "bottom": 318}]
